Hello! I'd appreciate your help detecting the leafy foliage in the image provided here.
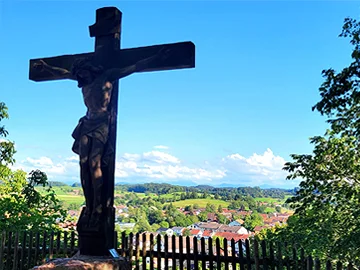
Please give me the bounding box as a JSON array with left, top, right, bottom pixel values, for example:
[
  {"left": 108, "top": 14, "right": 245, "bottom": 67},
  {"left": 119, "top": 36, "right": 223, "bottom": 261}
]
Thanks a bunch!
[
  {"left": 259, "top": 18, "right": 360, "bottom": 265},
  {"left": 0, "top": 102, "right": 66, "bottom": 231}
]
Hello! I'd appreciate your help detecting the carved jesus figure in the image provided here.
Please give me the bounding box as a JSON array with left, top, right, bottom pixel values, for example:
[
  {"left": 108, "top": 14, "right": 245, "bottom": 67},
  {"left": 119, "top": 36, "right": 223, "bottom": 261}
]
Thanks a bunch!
[{"left": 34, "top": 50, "right": 167, "bottom": 227}]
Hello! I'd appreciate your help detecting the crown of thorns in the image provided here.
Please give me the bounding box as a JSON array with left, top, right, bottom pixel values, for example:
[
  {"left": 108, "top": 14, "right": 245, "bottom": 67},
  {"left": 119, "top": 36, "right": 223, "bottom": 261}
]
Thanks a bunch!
[{"left": 71, "top": 57, "right": 104, "bottom": 76}]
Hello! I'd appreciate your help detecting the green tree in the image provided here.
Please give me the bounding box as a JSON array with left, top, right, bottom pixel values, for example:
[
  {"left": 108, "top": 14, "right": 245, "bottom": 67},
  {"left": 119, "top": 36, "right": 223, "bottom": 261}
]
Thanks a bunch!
[
  {"left": 198, "top": 211, "right": 208, "bottom": 222},
  {"left": 217, "top": 205, "right": 223, "bottom": 213},
  {"left": 205, "top": 203, "right": 216, "bottom": 213},
  {"left": 243, "top": 212, "right": 263, "bottom": 231},
  {"left": 0, "top": 103, "right": 65, "bottom": 231},
  {"left": 216, "top": 213, "right": 229, "bottom": 225},
  {"left": 259, "top": 18, "right": 360, "bottom": 264},
  {"left": 159, "top": 221, "right": 169, "bottom": 228},
  {"left": 275, "top": 206, "right": 282, "bottom": 213}
]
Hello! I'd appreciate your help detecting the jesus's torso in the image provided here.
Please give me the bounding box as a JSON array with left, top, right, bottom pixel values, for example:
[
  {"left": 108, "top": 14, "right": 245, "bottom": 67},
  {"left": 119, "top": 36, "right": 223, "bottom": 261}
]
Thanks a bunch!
[{"left": 82, "top": 76, "right": 113, "bottom": 118}]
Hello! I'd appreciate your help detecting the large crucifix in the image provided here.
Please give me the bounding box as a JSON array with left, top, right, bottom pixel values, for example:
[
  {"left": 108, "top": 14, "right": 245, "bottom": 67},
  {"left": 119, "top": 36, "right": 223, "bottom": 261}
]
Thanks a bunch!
[{"left": 29, "top": 7, "right": 195, "bottom": 256}]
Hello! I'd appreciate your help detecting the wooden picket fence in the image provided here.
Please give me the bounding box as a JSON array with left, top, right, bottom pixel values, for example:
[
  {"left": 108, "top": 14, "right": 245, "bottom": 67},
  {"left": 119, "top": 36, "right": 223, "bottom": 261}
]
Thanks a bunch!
[{"left": 0, "top": 230, "right": 356, "bottom": 270}]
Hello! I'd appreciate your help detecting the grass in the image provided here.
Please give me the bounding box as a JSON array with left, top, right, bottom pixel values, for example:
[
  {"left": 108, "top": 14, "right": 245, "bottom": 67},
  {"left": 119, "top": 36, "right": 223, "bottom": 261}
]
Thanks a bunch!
[
  {"left": 169, "top": 198, "right": 230, "bottom": 208},
  {"left": 57, "top": 195, "right": 84, "bottom": 205}
]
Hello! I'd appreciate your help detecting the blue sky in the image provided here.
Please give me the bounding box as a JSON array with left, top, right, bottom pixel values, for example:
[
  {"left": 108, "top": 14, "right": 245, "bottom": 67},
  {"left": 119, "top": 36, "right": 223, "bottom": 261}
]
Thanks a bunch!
[{"left": 0, "top": 1, "right": 359, "bottom": 188}]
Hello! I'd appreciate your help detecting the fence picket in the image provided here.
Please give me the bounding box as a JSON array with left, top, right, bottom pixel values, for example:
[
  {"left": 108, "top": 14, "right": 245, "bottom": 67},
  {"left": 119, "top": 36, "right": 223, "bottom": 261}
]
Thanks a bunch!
[
  {"left": 12, "top": 232, "right": 19, "bottom": 270},
  {"left": 129, "top": 233, "right": 134, "bottom": 266},
  {"left": 284, "top": 242, "right": 290, "bottom": 270},
  {"left": 201, "top": 237, "right": 206, "bottom": 270},
  {"left": 70, "top": 231, "right": 75, "bottom": 255},
  {"left": 224, "top": 238, "right": 229, "bottom": 270},
  {"left": 208, "top": 237, "right": 214, "bottom": 270},
  {"left": 254, "top": 239, "right": 259, "bottom": 270},
  {"left": 149, "top": 233, "right": 154, "bottom": 270},
  {"left": 49, "top": 232, "right": 54, "bottom": 260},
  {"left": 301, "top": 248, "right": 305, "bottom": 270},
  {"left": 121, "top": 232, "right": 126, "bottom": 257},
  {"left": 307, "top": 256, "right": 313, "bottom": 270},
  {"left": 193, "top": 237, "right": 199, "bottom": 270},
  {"left": 0, "top": 231, "right": 355, "bottom": 270},
  {"left": 326, "top": 260, "right": 332, "bottom": 270},
  {"left": 216, "top": 237, "right": 221, "bottom": 270},
  {"left": 135, "top": 233, "right": 140, "bottom": 270},
  {"left": 63, "top": 232, "right": 68, "bottom": 257},
  {"left": 164, "top": 235, "right": 168, "bottom": 270},
  {"left": 56, "top": 231, "right": 60, "bottom": 257},
  {"left": 186, "top": 236, "right": 191, "bottom": 270},
  {"left": 277, "top": 242, "right": 283, "bottom": 270},
  {"left": 0, "top": 231, "right": 6, "bottom": 270},
  {"left": 292, "top": 243, "right": 298, "bottom": 270},
  {"left": 6, "top": 231, "right": 12, "bottom": 270},
  {"left": 171, "top": 235, "right": 176, "bottom": 270},
  {"left": 19, "top": 231, "right": 26, "bottom": 270},
  {"left": 245, "top": 239, "right": 251, "bottom": 270},
  {"left": 261, "top": 240, "right": 268, "bottom": 270},
  {"left": 231, "top": 239, "right": 236, "bottom": 270},
  {"left": 41, "top": 231, "right": 47, "bottom": 263},
  {"left": 179, "top": 235, "right": 184, "bottom": 270},
  {"left": 238, "top": 240, "right": 245, "bottom": 270},
  {"left": 142, "top": 233, "right": 146, "bottom": 270},
  {"left": 156, "top": 234, "right": 161, "bottom": 270},
  {"left": 269, "top": 241, "right": 275, "bottom": 270},
  {"left": 27, "top": 232, "right": 33, "bottom": 269}
]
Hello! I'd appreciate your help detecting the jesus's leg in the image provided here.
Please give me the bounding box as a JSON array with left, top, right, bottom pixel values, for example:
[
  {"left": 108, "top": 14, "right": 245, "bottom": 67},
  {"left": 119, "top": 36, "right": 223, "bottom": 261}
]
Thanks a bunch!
[
  {"left": 88, "top": 138, "right": 105, "bottom": 218},
  {"left": 79, "top": 135, "right": 93, "bottom": 214}
]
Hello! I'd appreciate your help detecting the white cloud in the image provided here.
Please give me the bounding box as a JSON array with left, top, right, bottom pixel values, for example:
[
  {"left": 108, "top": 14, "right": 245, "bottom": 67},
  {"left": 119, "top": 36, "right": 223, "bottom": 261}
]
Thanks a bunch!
[
  {"left": 221, "top": 148, "right": 288, "bottom": 186},
  {"left": 116, "top": 150, "right": 223, "bottom": 183},
  {"left": 14, "top": 156, "right": 78, "bottom": 180},
  {"left": 11, "top": 147, "right": 294, "bottom": 187}
]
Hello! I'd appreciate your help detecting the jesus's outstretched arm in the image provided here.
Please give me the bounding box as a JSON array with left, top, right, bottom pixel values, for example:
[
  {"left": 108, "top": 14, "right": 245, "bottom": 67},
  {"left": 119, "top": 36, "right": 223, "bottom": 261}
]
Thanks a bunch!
[
  {"left": 105, "top": 47, "right": 171, "bottom": 82},
  {"left": 33, "top": 60, "right": 76, "bottom": 80}
]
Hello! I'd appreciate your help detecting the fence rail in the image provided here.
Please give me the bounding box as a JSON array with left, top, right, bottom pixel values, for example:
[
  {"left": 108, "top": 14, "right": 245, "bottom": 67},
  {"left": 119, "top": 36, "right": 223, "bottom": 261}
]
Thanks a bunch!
[{"left": 0, "top": 231, "right": 356, "bottom": 270}]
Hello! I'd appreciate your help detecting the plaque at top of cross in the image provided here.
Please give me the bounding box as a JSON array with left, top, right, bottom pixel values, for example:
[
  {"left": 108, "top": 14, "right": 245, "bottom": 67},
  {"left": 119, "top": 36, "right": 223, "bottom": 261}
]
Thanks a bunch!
[{"left": 29, "top": 6, "right": 195, "bottom": 256}]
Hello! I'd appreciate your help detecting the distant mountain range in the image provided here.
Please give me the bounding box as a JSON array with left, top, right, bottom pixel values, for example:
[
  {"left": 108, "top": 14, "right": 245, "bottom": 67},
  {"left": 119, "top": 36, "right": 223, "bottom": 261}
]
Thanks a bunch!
[{"left": 66, "top": 180, "right": 296, "bottom": 191}]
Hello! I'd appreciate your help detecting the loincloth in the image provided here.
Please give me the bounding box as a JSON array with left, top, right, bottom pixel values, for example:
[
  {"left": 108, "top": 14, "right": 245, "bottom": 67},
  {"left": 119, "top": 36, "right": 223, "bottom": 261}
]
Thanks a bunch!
[{"left": 71, "top": 113, "right": 114, "bottom": 162}]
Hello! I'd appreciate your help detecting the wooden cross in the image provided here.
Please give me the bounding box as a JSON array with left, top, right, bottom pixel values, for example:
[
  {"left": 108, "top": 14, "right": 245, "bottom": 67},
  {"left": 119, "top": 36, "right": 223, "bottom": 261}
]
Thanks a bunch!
[{"left": 29, "top": 6, "right": 195, "bottom": 256}]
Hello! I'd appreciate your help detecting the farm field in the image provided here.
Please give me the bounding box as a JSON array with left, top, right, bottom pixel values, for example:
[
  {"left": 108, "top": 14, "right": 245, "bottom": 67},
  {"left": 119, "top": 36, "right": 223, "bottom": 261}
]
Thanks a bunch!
[
  {"left": 169, "top": 198, "right": 230, "bottom": 208},
  {"left": 57, "top": 195, "right": 84, "bottom": 205},
  {"left": 254, "top": 197, "right": 288, "bottom": 204}
]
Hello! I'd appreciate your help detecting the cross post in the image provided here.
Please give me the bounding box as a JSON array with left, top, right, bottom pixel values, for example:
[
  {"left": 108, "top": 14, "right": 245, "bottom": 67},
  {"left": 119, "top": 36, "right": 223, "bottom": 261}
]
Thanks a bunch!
[{"left": 29, "top": 6, "right": 195, "bottom": 256}]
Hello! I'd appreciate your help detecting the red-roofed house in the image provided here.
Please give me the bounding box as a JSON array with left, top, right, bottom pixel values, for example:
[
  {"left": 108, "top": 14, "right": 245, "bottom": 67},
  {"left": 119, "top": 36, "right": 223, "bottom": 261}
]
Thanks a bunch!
[
  {"left": 202, "top": 230, "right": 214, "bottom": 239},
  {"left": 214, "top": 232, "right": 250, "bottom": 242},
  {"left": 190, "top": 229, "right": 203, "bottom": 238},
  {"left": 207, "top": 213, "right": 217, "bottom": 222}
]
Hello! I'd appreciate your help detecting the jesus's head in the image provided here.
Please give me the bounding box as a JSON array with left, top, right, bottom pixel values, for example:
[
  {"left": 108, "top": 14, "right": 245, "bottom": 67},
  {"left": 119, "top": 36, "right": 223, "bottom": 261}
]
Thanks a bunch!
[{"left": 71, "top": 57, "right": 104, "bottom": 87}]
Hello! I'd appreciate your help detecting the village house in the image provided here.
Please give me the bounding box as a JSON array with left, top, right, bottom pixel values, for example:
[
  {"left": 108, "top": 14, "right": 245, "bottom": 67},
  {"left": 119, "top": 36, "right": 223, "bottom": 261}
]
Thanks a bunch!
[
  {"left": 228, "top": 219, "right": 244, "bottom": 226},
  {"left": 202, "top": 230, "right": 214, "bottom": 239},
  {"left": 171, "top": 226, "right": 185, "bottom": 236},
  {"left": 116, "top": 222, "right": 136, "bottom": 231},
  {"left": 157, "top": 227, "right": 174, "bottom": 237},
  {"left": 115, "top": 204, "right": 128, "bottom": 213},
  {"left": 207, "top": 213, "right": 217, "bottom": 222},
  {"left": 197, "top": 222, "right": 223, "bottom": 232},
  {"left": 254, "top": 226, "right": 267, "bottom": 233},
  {"left": 190, "top": 229, "right": 203, "bottom": 238},
  {"left": 214, "top": 232, "right": 250, "bottom": 242},
  {"left": 218, "top": 225, "right": 250, "bottom": 235}
]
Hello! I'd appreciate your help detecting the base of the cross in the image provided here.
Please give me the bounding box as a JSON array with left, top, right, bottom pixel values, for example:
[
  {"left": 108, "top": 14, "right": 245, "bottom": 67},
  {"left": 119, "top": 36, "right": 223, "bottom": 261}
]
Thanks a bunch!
[{"left": 77, "top": 206, "right": 115, "bottom": 256}]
